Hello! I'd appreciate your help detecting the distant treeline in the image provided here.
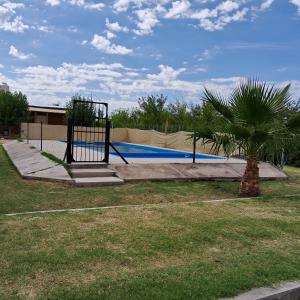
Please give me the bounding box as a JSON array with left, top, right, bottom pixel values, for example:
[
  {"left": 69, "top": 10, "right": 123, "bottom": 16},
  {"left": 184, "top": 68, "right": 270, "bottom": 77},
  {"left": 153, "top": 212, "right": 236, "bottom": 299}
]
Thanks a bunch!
[{"left": 110, "top": 94, "right": 222, "bottom": 133}]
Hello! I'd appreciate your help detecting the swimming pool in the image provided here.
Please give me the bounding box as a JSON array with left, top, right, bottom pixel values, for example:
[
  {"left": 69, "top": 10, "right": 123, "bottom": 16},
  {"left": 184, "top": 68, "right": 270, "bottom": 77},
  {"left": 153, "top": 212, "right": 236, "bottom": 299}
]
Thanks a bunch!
[{"left": 72, "top": 141, "right": 223, "bottom": 159}]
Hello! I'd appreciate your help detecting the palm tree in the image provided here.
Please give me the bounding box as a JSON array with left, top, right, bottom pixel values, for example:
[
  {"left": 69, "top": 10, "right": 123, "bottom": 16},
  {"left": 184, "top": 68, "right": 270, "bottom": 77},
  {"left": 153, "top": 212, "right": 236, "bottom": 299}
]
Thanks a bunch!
[{"left": 194, "top": 79, "right": 300, "bottom": 197}]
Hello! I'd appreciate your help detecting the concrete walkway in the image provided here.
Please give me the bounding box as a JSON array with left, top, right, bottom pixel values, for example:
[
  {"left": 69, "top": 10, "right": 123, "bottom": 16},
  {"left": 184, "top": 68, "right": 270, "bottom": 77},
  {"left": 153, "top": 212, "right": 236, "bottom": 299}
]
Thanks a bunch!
[
  {"left": 222, "top": 280, "right": 300, "bottom": 300},
  {"left": 112, "top": 162, "right": 288, "bottom": 182},
  {"left": 2, "top": 140, "right": 288, "bottom": 184},
  {"left": 3, "top": 140, "right": 73, "bottom": 183}
]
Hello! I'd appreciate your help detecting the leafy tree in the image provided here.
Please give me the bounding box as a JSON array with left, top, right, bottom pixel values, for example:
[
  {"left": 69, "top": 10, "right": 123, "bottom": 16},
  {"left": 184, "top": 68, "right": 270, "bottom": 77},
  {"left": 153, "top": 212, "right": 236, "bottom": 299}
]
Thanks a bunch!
[
  {"left": 286, "top": 99, "right": 300, "bottom": 167},
  {"left": 111, "top": 108, "right": 141, "bottom": 128},
  {"left": 138, "top": 94, "right": 168, "bottom": 129},
  {"left": 111, "top": 109, "right": 131, "bottom": 128},
  {"left": 193, "top": 79, "right": 300, "bottom": 197},
  {"left": 66, "top": 96, "right": 96, "bottom": 126},
  {"left": 0, "top": 91, "right": 29, "bottom": 135},
  {"left": 167, "top": 101, "right": 190, "bottom": 131}
]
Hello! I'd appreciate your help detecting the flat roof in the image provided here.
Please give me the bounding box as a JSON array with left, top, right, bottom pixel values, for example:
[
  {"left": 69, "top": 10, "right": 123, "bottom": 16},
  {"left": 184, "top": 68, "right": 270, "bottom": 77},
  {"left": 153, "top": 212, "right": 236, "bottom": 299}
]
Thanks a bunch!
[{"left": 29, "top": 105, "right": 66, "bottom": 114}]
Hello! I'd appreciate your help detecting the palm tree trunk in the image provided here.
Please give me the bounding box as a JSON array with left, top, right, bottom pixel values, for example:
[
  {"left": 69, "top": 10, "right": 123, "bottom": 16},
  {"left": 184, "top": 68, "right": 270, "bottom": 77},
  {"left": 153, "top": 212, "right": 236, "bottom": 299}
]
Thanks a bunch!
[{"left": 239, "top": 158, "right": 260, "bottom": 197}]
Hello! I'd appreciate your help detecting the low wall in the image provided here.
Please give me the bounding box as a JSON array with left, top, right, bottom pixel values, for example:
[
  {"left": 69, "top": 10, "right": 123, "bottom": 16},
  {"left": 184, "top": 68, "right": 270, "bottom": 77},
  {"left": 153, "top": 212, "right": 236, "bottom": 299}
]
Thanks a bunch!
[
  {"left": 21, "top": 123, "right": 67, "bottom": 140},
  {"left": 126, "top": 128, "right": 212, "bottom": 153},
  {"left": 20, "top": 123, "right": 215, "bottom": 154},
  {"left": 21, "top": 123, "right": 128, "bottom": 142}
]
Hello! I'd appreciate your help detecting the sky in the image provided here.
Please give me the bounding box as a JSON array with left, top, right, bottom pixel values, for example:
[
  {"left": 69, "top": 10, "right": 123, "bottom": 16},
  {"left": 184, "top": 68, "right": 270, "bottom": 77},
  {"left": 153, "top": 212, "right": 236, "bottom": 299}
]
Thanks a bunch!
[{"left": 0, "top": 0, "right": 300, "bottom": 111}]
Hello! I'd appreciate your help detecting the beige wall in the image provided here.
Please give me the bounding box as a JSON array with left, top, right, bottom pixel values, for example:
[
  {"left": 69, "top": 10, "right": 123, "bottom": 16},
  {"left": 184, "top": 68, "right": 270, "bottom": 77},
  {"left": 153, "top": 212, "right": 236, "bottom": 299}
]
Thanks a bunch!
[
  {"left": 21, "top": 123, "right": 216, "bottom": 154},
  {"left": 127, "top": 128, "right": 213, "bottom": 154},
  {"left": 21, "top": 123, "right": 128, "bottom": 142},
  {"left": 21, "top": 123, "right": 67, "bottom": 140}
]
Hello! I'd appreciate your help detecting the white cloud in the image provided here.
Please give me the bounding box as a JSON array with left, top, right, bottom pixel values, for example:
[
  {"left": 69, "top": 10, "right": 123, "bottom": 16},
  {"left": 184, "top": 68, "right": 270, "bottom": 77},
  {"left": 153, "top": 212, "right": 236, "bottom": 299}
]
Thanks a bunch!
[
  {"left": 37, "top": 25, "right": 51, "bottom": 32},
  {"left": 290, "top": 0, "right": 300, "bottom": 14},
  {"left": 105, "top": 18, "right": 129, "bottom": 32},
  {"left": 9, "top": 45, "right": 32, "bottom": 60},
  {"left": 111, "top": 0, "right": 279, "bottom": 34},
  {"left": 91, "top": 34, "right": 133, "bottom": 55},
  {"left": 0, "top": 2, "right": 28, "bottom": 32},
  {"left": 165, "top": 0, "right": 191, "bottom": 19},
  {"left": 195, "top": 67, "right": 207, "bottom": 72},
  {"left": 216, "top": 1, "right": 239, "bottom": 13},
  {"left": 147, "top": 65, "right": 186, "bottom": 82},
  {"left": 113, "top": 0, "right": 135, "bottom": 12},
  {"left": 67, "top": 25, "right": 78, "bottom": 33},
  {"left": 46, "top": 0, "right": 60, "bottom": 6},
  {"left": 133, "top": 7, "right": 161, "bottom": 35},
  {"left": 106, "top": 31, "right": 116, "bottom": 39},
  {"left": 260, "top": 0, "right": 274, "bottom": 10},
  {"left": 198, "top": 46, "right": 221, "bottom": 61},
  {"left": 2, "top": 61, "right": 300, "bottom": 110},
  {"left": 46, "top": 0, "right": 105, "bottom": 10},
  {"left": 69, "top": 0, "right": 105, "bottom": 10}
]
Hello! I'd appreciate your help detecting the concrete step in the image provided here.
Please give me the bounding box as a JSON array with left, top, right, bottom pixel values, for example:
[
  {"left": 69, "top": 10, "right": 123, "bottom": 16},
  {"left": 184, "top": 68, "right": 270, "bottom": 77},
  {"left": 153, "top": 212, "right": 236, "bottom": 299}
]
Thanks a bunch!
[
  {"left": 74, "top": 176, "right": 124, "bottom": 187},
  {"left": 72, "top": 169, "right": 116, "bottom": 178},
  {"left": 70, "top": 162, "right": 108, "bottom": 169}
]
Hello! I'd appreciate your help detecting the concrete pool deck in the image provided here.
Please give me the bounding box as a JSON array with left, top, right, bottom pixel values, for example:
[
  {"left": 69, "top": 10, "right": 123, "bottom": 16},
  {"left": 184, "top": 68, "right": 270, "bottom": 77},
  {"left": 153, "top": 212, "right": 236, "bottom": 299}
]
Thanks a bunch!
[{"left": 2, "top": 140, "right": 288, "bottom": 185}]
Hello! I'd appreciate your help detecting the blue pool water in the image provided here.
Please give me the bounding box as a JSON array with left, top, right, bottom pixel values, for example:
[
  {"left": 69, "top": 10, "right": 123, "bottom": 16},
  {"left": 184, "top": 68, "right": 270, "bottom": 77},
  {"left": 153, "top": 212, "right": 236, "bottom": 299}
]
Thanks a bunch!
[{"left": 72, "top": 141, "right": 223, "bottom": 159}]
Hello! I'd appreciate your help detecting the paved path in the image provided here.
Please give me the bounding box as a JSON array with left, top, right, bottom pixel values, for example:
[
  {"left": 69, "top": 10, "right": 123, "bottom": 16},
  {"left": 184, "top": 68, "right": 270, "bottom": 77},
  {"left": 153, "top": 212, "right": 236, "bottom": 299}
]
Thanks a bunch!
[
  {"left": 222, "top": 280, "right": 300, "bottom": 300},
  {"left": 2, "top": 140, "right": 287, "bottom": 184},
  {"left": 112, "top": 161, "right": 288, "bottom": 181},
  {"left": 3, "top": 140, "right": 73, "bottom": 183}
]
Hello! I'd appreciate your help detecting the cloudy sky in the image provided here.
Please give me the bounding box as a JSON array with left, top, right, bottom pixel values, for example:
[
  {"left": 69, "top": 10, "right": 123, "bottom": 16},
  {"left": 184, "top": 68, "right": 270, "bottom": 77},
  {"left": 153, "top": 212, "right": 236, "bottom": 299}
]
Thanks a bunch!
[{"left": 1, "top": 0, "right": 300, "bottom": 111}]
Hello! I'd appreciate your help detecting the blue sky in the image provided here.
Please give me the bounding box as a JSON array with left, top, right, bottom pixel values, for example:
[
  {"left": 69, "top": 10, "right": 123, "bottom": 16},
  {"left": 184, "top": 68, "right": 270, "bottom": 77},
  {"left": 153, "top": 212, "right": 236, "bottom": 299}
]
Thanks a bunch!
[{"left": 0, "top": 0, "right": 300, "bottom": 111}]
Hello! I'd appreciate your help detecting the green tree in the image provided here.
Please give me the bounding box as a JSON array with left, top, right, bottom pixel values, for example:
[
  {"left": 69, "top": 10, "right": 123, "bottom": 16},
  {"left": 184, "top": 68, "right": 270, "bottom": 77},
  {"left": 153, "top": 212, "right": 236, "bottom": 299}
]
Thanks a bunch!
[
  {"left": 138, "top": 94, "right": 168, "bottom": 130},
  {"left": 0, "top": 91, "right": 29, "bottom": 135},
  {"left": 194, "top": 79, "right": 300, "bottom": 197},
  {"left": 167, "top": 101, "right": 190, "bottom": 131},
  {"left": 66, "top": 96, "right": 96, "bottom": 127},
  {"left": 286, "top": 99, "right": 300, "bottom": 167}
]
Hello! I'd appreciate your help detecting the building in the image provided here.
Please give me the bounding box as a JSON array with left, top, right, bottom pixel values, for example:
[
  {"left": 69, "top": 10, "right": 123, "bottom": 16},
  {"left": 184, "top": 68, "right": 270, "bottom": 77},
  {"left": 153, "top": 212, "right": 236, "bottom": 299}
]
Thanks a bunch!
[
  {"left": 0, "top": 82, "right": 9, "bottom": 92},
  {"left": 29, "top": 106, "right": 66, "bottom": 125}
]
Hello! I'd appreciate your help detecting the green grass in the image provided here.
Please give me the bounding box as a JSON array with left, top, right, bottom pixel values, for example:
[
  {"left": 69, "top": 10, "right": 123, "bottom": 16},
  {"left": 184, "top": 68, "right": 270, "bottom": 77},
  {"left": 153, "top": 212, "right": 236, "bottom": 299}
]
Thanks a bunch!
[
  {"left": 1, "top": 145, "right": 300, "bottom": 299},
  {"left": 0, "top": 145, "right": 300, "bottom": 214},
  {"left": 1, "top": 197, "right": 300, "bottom": 299}
]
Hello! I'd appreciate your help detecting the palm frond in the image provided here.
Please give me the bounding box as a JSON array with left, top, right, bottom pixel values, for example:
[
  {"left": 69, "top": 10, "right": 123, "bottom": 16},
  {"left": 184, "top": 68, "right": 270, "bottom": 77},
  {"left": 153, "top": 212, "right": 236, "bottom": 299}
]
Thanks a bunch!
[
  {"left": 210, "top": 133, "right": 237, "bottom": 157},
  {"left": 231, "top": 79, "right": 291, "bottom": 127},
  {"left": 227, "top": 123, "right": 250, "bottom": 140},
  {"left": 192, "top": 127, "right": 213, "bottom": 141},
  {"left": 202, "top": 88, "right": 234, "bottom": 122}
]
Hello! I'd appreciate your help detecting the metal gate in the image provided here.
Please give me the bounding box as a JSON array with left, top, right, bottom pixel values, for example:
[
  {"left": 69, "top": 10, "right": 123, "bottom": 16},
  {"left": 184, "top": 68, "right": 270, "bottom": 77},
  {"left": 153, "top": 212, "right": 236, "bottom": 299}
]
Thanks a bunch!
[{"left": 66, "top": 99, "right": 110, "bottom": 164}]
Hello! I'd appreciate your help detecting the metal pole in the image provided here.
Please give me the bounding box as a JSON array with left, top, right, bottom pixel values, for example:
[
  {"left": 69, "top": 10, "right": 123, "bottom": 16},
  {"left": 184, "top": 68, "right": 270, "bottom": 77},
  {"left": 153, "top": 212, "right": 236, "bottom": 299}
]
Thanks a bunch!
[
  {"left": 40, "top": 121, "right": 43, "bottom": 152},
  {"left": 66, "top": 117, "right": 73, "bottom": 164},
  {"left": 109, "top": 142, "right": 129, "bottom": 164},
  {"left": 193, "top": 134, "right": 196, "bottom": 164},
  {"left": 104, "top": 119, "right": 110, "bottom": 163}
]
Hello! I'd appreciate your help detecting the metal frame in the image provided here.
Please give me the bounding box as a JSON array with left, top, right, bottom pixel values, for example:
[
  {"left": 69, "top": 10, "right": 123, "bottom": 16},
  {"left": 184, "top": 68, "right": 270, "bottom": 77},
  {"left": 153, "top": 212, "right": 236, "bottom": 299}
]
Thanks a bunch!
[{"left": 66, "top": 99, "right": 110, "bottom": 164}]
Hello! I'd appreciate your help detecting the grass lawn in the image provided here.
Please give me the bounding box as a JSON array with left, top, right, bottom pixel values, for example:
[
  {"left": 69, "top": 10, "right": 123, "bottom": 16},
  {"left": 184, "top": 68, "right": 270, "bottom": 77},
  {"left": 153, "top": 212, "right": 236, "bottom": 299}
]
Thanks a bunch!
[
  {"left": 1, "top": 145, "right": 300, "bottom": 214},
  {"left": 1, "top": 145, "right": 300, "bottom": 299}
]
